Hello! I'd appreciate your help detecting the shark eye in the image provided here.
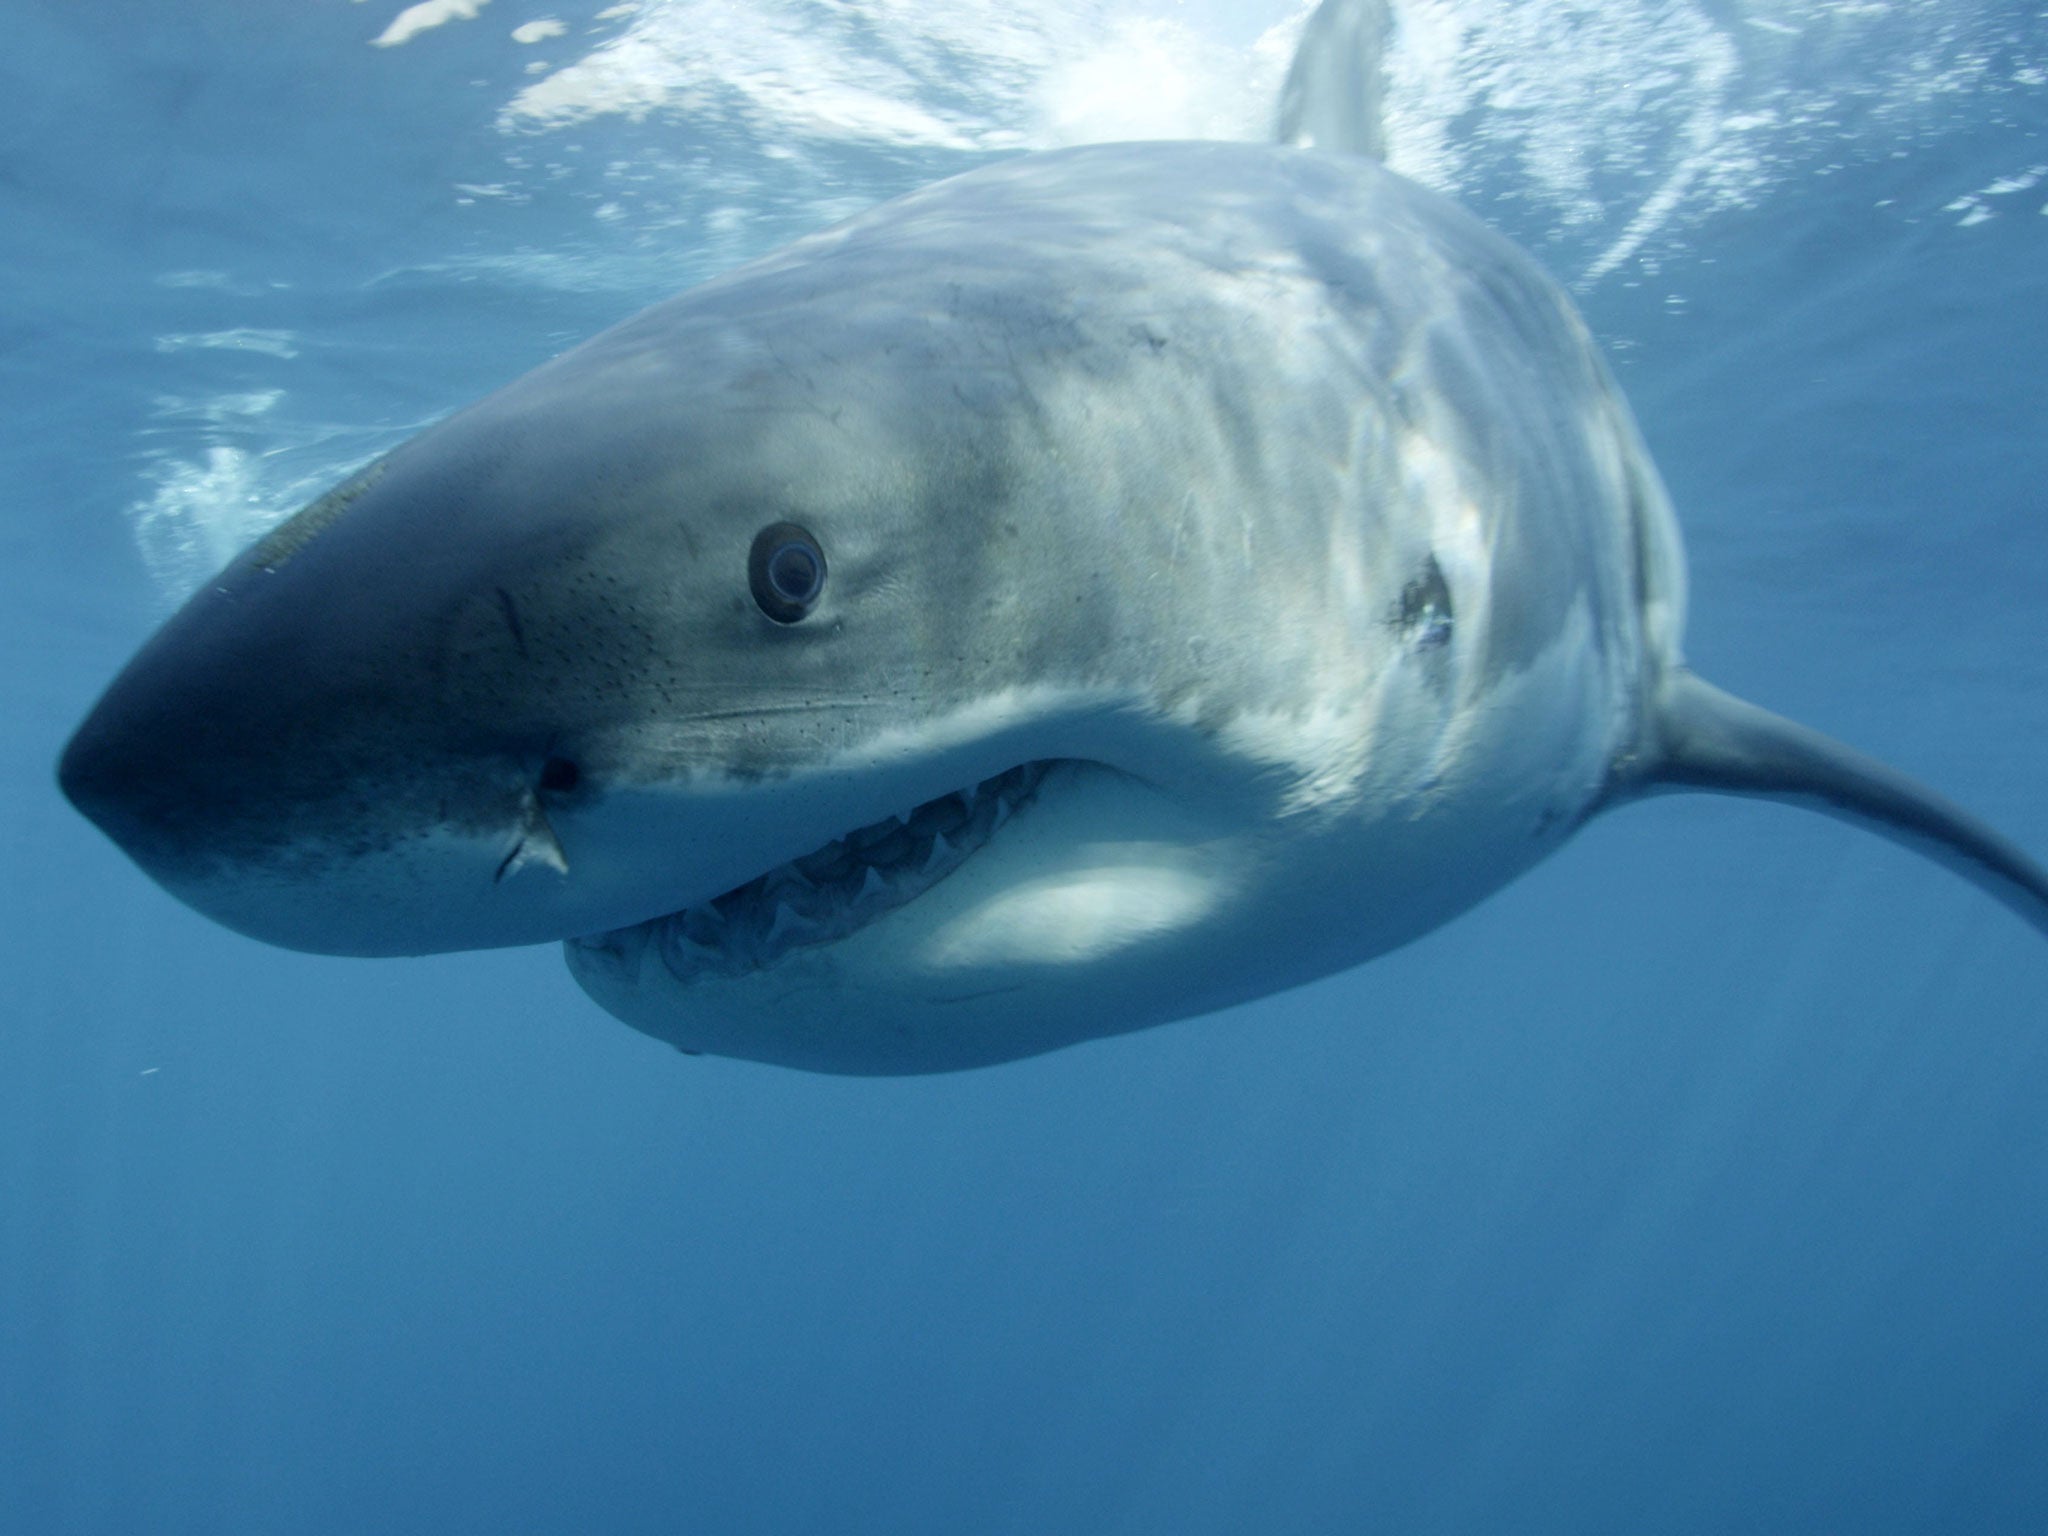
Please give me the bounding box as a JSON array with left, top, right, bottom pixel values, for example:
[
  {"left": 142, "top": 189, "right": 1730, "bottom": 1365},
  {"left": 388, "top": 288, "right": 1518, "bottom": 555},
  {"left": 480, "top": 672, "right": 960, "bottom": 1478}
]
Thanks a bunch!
[{"left": 749, "top": 522, "right": 827, "bottom": 623}]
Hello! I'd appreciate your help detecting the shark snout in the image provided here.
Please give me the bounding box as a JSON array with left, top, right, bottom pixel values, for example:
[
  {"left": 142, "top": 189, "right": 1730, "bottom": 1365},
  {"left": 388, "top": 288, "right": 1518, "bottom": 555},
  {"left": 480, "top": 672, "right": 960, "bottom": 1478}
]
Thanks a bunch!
[
  {"left": 59, "top": 655, "right": 701, "bottom": 957},
  {"left": 59, "top": 713, "right": 131, "bottom": 839},
  {"left": 60, "top": 675, "right": 239, "bottom": 883}
]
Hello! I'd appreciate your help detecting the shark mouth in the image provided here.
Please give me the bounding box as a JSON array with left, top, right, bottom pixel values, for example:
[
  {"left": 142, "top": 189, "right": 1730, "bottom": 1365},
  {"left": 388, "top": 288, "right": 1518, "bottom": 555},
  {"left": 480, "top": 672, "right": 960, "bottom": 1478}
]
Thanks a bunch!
[{"left": 573, "top": 761, "right": 1055, "bottom": 983}]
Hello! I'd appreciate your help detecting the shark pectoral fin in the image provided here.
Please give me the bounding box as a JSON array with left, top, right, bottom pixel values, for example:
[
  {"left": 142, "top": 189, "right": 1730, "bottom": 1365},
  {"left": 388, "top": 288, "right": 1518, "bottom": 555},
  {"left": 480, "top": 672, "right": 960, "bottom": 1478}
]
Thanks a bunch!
[{"left": 1622, "top": 667, "right": 2048, "bottom": 936}]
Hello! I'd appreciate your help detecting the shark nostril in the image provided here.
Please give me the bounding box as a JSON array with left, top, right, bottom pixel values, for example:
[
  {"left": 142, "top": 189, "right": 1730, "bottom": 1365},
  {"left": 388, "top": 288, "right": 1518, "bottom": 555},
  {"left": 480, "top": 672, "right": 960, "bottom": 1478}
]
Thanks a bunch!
[{"left": 539, "top": 756, "right": 581, "bottom": 794}]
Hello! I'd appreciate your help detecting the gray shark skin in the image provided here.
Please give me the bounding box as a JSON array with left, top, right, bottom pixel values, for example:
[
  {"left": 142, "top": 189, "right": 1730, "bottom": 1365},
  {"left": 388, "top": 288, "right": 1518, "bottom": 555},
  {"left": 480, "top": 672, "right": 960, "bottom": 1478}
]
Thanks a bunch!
[{"left": 61, "top": 106, "right": 2048, "bottom": 1075}]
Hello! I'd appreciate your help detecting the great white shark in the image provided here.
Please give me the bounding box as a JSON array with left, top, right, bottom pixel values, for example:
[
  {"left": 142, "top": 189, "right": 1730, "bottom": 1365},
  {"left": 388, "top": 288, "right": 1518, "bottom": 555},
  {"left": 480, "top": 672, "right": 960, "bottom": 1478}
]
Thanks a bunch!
[{"left": 62, "top": 2, "right": 2047, "bottom": 1073}]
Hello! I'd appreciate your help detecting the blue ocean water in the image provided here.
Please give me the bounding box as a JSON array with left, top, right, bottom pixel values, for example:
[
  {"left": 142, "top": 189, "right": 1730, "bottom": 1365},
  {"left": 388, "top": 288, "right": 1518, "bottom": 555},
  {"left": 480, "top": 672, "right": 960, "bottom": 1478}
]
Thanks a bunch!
[{"left": 4, "top": 2, "right": 2046, "bottom": 1532}]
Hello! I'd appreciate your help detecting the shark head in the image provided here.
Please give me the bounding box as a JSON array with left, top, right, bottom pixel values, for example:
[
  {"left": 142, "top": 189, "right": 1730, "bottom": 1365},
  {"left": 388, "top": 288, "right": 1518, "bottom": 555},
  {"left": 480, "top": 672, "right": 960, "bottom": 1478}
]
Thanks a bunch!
[
  {"left": 61, "top": 344, "right": 1246, "bottom": 1072},
  {"left": 70, "top": 148, "right": 1548, "bottom": 1071}
]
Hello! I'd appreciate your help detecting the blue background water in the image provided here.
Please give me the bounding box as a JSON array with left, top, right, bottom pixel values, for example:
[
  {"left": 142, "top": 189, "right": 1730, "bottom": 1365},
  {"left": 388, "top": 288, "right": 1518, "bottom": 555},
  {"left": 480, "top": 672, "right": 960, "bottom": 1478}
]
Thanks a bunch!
[{"left": 4, "top": 2, "right": 2046, "bottom": 1532}]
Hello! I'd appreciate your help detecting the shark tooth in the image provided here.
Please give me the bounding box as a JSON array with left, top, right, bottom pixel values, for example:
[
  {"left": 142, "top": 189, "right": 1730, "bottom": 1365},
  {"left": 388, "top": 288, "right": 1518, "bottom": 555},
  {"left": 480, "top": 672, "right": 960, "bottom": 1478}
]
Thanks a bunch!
[{"left": 495, "top": 793, "right": 571, "bottom": 882}]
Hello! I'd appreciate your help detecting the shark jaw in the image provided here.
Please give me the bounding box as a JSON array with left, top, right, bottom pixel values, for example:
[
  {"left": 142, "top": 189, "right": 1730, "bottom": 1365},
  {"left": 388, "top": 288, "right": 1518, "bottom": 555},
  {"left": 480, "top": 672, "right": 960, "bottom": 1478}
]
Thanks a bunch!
[
  {"left": 569, "top": 760, "right": 1058, "bottom": 983},
  {"left": 561, "top": 756, "right": 1261, "bottom": 1074}
]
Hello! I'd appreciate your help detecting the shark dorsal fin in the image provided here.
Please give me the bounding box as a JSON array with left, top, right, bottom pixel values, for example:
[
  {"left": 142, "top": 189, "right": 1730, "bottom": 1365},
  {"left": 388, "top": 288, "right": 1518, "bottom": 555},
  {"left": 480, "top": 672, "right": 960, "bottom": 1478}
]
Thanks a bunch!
[{"left": 1275, "top": 0, "right": 1392, "bottom": 162}]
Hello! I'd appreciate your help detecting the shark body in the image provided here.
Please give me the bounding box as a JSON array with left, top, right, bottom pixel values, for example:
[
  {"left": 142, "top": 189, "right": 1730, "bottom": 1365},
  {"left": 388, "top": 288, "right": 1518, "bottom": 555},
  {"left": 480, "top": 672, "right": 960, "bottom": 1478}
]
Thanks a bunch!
[{"left": 61, "top": 29, "right": 2048, "bottom": 1072}]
